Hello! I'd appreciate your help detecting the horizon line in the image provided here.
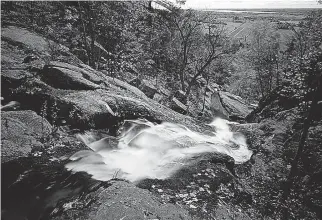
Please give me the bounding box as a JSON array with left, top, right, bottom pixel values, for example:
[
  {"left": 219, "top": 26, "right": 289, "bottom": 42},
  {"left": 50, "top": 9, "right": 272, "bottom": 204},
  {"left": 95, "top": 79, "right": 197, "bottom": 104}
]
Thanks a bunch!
[{"left": 193, "top": 8, "right": 322, "bottom": 9}]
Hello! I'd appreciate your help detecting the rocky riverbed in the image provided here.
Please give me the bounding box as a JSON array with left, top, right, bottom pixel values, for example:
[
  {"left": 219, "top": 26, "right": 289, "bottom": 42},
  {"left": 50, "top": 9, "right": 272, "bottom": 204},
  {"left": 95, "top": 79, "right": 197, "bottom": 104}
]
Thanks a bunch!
[{"left": 2, "top": 25, "right": 321, "bottom": 220}]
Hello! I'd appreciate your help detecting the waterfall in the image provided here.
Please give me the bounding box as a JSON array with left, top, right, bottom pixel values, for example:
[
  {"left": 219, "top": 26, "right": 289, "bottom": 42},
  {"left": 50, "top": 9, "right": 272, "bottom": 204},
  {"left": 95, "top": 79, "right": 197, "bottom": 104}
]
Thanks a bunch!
[{"left": 66, "top": 118, "right": 252, "bottom": 182}]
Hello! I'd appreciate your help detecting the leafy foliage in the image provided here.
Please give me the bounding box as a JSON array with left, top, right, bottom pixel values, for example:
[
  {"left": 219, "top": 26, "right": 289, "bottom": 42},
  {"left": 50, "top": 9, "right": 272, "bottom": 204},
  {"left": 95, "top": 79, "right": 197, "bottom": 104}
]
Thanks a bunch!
[{"left": 281, "top": 11, "right": 322, "bottom": 110}]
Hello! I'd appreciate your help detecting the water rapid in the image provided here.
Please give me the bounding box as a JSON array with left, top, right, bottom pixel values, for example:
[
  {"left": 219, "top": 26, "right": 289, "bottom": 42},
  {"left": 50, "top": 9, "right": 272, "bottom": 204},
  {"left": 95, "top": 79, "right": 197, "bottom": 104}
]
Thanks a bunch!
[{"left": 65, "top": 118, "right": 252, "bottom": 182}]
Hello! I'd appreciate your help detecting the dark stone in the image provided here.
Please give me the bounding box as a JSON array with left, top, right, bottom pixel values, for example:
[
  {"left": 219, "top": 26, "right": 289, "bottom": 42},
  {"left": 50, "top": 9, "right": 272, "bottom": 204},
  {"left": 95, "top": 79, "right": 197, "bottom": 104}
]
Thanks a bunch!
[
  {"left": 139, "top": 79, "right": 157, "bottom": 99},
  {"left": 23, "top": 55, "right": 39, "bottom": 63},
  {"left": 129, "top": 78, "right": 157, "bottom": 99},
  {"left": 129, "top": 77, "right": 142, "bottom": 88},
  {"left": 71, "top": 48, "right": 89, "bottom": 64}
]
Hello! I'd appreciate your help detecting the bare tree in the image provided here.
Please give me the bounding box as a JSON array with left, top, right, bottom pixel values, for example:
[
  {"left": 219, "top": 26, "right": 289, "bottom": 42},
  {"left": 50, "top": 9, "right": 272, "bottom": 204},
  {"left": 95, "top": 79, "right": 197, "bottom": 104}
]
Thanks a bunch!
[{"left": 167, "top": 9, "right": 232, "bottom": 100}]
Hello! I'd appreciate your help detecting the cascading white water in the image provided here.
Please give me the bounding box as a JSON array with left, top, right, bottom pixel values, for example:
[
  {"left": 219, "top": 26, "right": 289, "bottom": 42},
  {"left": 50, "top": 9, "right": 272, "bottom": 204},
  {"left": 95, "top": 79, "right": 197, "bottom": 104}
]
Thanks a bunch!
[{"left": 65, "top": 118, "right": 252, "bottom": 182}]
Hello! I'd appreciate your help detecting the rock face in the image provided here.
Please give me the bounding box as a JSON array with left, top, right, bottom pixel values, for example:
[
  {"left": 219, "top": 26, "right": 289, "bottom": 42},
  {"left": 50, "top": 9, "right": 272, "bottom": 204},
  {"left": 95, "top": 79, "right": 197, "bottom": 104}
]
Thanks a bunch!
[
  {"left": 1, "top": 25, "right": 209, "bottom": 133},
  {"left": 210, "top": 91, "right": 229, "bottom": 119},
  {"left": 8, "top": 78, "right": 206, "bottom": 131},
  {"left": 1, "top": 110, "right": 52, "bottom": 162}
]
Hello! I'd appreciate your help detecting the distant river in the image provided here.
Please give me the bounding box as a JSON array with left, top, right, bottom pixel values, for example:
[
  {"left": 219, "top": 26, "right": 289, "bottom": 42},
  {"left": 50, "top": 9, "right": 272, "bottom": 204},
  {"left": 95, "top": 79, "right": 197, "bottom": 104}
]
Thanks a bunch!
[{"left": 204, "top": 9, "right": 277, "bottom": 14}]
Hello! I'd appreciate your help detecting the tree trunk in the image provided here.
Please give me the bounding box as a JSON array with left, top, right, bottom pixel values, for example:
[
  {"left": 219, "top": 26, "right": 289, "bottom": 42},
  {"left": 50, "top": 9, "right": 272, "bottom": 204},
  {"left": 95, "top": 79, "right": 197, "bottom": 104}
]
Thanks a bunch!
[
  {"left": 180, "top": 72, "right": 185, "bottom": 91},
  {"left": 87, "top": 3, "right": 96, "bottom": 68},
  {"left": 78, "top": 1, "right": 90, "bottom": 66},
  {"left": 201, "top": 76, "right": 210, "bottom": 113},
  {"left": 185, "top": 79, "right": 194, "bottom": 99}
]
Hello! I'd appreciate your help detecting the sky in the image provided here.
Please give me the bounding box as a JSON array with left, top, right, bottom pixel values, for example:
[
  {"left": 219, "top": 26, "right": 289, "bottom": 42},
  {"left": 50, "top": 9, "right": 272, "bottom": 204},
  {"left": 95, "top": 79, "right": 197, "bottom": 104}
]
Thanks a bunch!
[{"left": 182, "top": 0, "right": 322, "bottom": 9}]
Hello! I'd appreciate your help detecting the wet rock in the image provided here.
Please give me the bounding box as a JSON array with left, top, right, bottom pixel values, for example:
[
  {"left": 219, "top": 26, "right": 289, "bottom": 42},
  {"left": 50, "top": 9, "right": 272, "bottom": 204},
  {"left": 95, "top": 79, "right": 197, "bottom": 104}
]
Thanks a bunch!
[
  {"left": 1, "top": 157, "right": 110, "bottom": 220},
  {"left": 2, "top": 159, "right": 194, "bottom": 220},
  {"left": 1, "top": 110, "right": 52, "bottom": 162}
]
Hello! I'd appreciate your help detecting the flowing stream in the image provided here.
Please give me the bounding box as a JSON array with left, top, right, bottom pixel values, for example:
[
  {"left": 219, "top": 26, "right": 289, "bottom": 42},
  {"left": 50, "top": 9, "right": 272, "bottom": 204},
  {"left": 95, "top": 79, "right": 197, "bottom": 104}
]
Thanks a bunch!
[{"left": 66, "top": 118, "right": 252, "bottom": 182}]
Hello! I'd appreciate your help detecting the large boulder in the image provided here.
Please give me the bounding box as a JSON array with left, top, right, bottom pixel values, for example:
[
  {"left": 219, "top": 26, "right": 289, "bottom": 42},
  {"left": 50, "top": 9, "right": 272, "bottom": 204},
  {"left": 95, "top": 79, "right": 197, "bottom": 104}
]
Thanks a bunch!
[
  {"left": 1, "top": 110, "right": 52, "bottom": 162},
  {"left": 170, "top": 97, "right": 188, "bottom": 115},
  {"left": 219, "top": 91, "right": 252, "bottom": 120},
  {"left": 174, "top": 90, "right": 187, "bottom": 104},
  {"left": 1, "top": 40, "right": 39, "bottom": 95},
  {"left": 41, "top": 61, "right": 102, "bottom": 90}
]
